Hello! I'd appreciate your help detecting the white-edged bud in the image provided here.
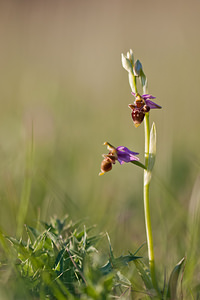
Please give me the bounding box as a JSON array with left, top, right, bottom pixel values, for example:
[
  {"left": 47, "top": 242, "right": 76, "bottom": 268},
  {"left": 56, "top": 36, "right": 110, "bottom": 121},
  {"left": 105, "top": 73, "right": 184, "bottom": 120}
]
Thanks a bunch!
[
  {"left": 121, "top": 53, "right": 133, "bottom": 73},
  {"left": 127, "top": 49, "right": 134, "bottom": 65}
]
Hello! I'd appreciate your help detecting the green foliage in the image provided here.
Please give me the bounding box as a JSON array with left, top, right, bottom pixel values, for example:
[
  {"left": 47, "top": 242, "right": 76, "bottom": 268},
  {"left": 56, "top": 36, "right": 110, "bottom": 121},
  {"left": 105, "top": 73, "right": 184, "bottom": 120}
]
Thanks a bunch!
[
  {"left": 134, "top": 259, "right": 154, "bottom": 291},
  {"left": 0, "top": 216, "right": 143, "bottom": 299},
  {"left": 0, "top": 216, "right": 199, "bottom": 299},
  {"left": 100, "top": 233, "right": 141, "bottom": 276},
  {"left": 166, "top": 257, "right": 185, "bottom": 300}
]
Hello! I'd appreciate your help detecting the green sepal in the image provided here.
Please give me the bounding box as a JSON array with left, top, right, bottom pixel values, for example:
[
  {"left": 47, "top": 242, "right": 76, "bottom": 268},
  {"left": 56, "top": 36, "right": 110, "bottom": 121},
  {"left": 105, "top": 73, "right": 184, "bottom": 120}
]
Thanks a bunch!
[{"left": 166, "top": 257, "right": 185, "bottom": 299}]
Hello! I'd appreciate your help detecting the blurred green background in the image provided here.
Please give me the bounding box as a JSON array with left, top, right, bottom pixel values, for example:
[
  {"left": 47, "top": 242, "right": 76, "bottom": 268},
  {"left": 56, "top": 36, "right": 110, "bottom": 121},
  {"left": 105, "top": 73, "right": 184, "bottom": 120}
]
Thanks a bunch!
[{"left": 0, "top": 0, "right": 200, "bottom": 272}]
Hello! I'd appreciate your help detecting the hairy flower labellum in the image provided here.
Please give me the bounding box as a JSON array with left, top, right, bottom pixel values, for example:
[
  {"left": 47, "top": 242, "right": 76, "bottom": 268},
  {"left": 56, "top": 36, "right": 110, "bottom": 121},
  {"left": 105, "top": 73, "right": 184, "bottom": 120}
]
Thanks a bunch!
[
  {"left": 131, "top": 109, "right": 146, "bottom": 127},
  {"left": 129, "top": 93, "right": 161, "bottom": 127},
  {"left": 100, "top": 157, "right": 113, "bottom": 173}
]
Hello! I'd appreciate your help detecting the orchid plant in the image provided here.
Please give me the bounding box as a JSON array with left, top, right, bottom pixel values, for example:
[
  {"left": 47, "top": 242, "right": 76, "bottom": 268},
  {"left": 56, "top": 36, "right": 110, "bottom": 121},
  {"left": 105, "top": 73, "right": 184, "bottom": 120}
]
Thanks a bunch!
[{"left": 99, "top": 49, "right": 185, "bottom": 298}]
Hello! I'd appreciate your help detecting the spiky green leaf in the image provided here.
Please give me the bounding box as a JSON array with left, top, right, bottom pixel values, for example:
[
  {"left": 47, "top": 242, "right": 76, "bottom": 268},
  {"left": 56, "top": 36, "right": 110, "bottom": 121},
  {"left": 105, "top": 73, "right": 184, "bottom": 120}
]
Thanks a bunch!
[{"left": 100, "top": 253, "right": 141, "bottom": 275}]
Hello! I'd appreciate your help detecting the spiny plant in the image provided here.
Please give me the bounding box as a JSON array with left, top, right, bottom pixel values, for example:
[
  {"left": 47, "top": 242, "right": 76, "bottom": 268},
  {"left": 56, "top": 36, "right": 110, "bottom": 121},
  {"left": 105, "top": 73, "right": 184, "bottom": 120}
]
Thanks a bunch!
[{"left": 0, "top": 215, "right": 141, "bottom": 299}]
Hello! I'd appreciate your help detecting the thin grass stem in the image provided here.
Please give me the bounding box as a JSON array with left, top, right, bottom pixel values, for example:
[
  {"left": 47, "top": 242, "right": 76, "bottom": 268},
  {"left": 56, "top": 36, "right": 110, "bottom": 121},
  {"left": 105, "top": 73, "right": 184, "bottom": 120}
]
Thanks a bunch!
[{"left": 16, "top": 131, "right": 34, "bottom": 238}]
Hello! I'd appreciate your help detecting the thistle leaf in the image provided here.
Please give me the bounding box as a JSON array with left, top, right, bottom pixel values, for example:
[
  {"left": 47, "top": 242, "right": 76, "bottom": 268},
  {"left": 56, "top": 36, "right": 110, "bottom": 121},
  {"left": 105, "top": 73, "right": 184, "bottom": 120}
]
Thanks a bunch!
[
  {"left": 25, "top": 225, "right": 40, "bottom": 244},
  {"left": 100, "top": 253, "right": 141, "bottom": 275},
  {"left": 100, "top": 234, "right": 141, "bottom": 275}
]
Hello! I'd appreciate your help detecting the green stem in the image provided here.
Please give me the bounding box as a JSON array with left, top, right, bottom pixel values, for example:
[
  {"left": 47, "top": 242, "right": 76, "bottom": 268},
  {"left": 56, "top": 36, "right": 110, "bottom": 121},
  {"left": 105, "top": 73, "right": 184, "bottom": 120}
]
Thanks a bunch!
[
  {"left": 143, "top": 113, "right": 158, "bottom": 291},
  {"left": 133, "top": 74, "right": 137, "bottom": 93},
  {"left": 130, "top": 66, "right": 158, "bottom": 290},
  {"left": 129, "top": 72, "right": 138, "bottom": 94}
]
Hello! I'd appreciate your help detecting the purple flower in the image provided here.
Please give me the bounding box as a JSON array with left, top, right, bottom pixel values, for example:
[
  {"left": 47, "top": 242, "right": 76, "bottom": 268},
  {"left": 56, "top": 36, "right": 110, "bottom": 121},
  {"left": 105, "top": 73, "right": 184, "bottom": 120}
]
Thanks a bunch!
[
  {"left": 129, "top": 93, "right": 161, "bottom": 127},
  {"left": 116, "top": 146, "right": 139, "bottom": 164},
  {"left": 99, "top": 142, "right": 139, "bottom": 175}
]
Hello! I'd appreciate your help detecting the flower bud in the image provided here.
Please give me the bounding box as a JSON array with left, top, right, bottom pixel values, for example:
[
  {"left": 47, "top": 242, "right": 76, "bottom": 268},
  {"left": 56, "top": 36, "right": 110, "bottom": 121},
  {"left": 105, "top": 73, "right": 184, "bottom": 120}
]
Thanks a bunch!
[
  {"left": 127, "top": 49, "right": 134, "bottom": 65},
  {"left": 133, "top": 59, "right": 143, "bottom": 77},
  {"left": 121, "top": 54, "right": 133, "bottom": 73}
]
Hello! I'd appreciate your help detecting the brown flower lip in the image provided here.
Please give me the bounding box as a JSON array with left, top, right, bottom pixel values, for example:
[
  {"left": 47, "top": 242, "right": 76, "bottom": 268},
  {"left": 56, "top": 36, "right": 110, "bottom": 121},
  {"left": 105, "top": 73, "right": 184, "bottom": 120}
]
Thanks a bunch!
[
  {"left": 99, "top": 142, "right": 139, "bottom": 176},
  {"left": 129, "top": 93, "right": 161, "bottom": 127}
]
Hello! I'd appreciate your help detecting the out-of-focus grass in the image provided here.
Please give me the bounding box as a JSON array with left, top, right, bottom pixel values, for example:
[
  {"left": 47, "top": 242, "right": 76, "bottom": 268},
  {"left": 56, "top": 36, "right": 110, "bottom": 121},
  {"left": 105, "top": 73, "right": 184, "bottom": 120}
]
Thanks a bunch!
[{"left": 0, "top": 1, "right": 200, "bottom": 294}]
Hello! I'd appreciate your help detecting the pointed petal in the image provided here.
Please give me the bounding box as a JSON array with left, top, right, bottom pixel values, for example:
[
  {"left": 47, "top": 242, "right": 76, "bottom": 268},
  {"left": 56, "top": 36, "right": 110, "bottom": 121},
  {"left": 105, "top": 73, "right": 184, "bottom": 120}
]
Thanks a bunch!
[
  {"left": 117, "top": 151, "right": 139, "bottom": 164},
  {"left": 117, "top": 158, "right": 125, "bottom": 165},
  {"left": 128, "top": 104, "right": 135, "bottom": 110},
  {"left": 142, "top": 94, "right": 156, "bottom": 100},
  {"left": 145, "top": 99, "right": 162, "bottom": 109},
  {"left": 116, "top": 146, "right": 139, "bottom": 156}
]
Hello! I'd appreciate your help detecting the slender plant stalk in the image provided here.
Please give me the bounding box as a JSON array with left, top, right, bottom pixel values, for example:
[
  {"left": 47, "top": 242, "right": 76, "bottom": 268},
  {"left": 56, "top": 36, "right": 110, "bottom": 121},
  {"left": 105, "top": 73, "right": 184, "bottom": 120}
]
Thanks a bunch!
[
  {"left": 130, "top": 73, "right": 138, "bottom": 94},
  {"left": 143, "top": 112, "right": 158, "bottom": 290},
  {"left": 131, "top": 71, "right": 158, "bottom": 289}
]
